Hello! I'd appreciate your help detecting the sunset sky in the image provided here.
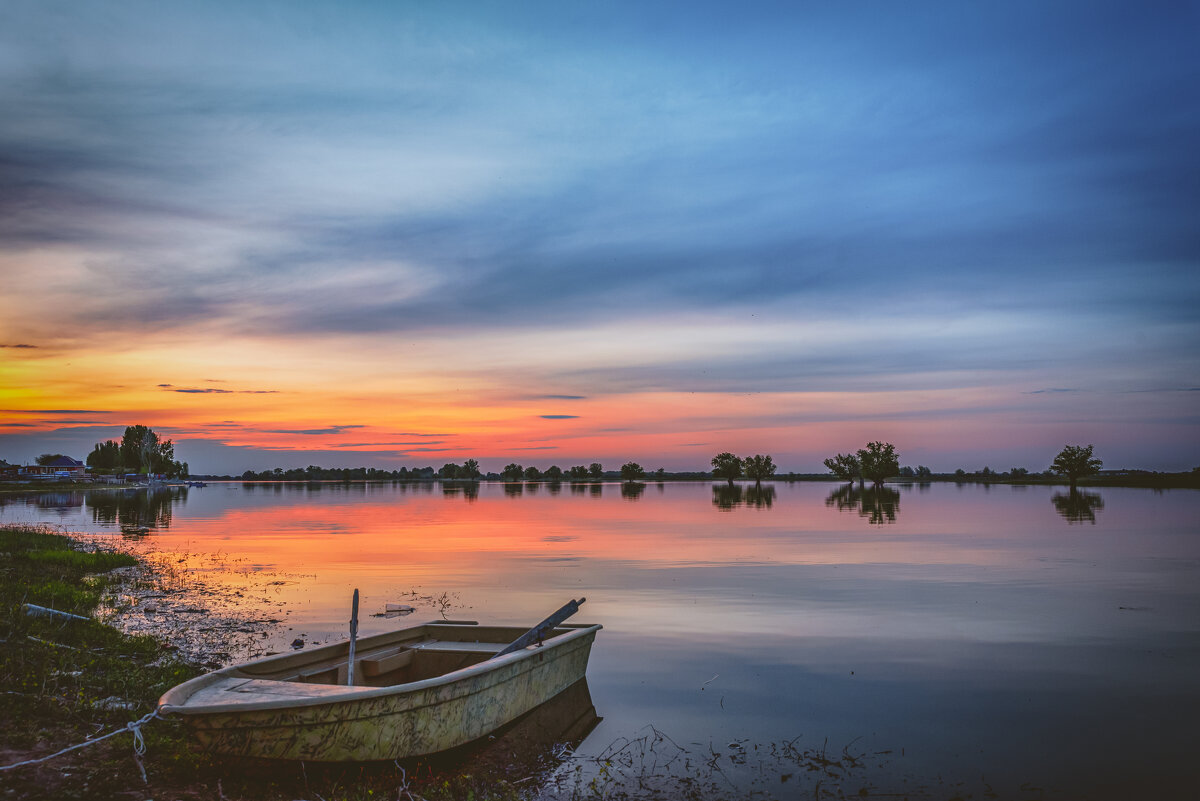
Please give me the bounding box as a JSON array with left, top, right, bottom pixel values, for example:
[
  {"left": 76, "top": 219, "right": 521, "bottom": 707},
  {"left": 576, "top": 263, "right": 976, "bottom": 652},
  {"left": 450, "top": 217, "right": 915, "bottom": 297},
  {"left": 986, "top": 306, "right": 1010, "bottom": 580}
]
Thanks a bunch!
[{"left": 2, "top": 1, "right": 1198, "bottom": 474}]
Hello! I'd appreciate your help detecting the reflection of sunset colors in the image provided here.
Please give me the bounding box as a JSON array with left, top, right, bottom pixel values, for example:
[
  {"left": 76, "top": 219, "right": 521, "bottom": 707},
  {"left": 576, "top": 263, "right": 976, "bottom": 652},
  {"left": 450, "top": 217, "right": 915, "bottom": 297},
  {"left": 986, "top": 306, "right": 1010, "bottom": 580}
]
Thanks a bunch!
[
  {"left": 7, "top": 482, "right": 1200, "bottom": 795},
  {"left": 57, "top": 481, "right": 1192, "bottom": 651}
]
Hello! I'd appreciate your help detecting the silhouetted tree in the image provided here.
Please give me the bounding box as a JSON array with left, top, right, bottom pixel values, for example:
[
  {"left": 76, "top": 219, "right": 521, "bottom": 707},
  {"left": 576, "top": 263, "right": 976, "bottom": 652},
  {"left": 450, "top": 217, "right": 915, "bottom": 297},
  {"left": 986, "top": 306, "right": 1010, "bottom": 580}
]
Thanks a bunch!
[
  {"left": 743, "top": 454, "right": 776, "bottom": 486},
  {"left": 711, "top": 452, "right": 743, "bottom": 485},
  {"left": 857, "top": 441, "right": 899, "bottom": 488},
  {"left": 620, "top": 462, "right": 645, "bottom": 481},
  {"left": 523, "top": 465, "right": 542, "bottom": 480},
  {"left": 568, "top": 465, "right": 589, "bottom": 480},
  {"left": 89, "top": 425, "right": 186, "bottom": 477},
  {"left": 1050, "top": 444, "right": 1102, "bottom": 489},
  {"left": 588, "top": 462, "right": 604, "bottom": 480},
  {"left": 461, "top": 459, "right": 481, "bottom": 479},
  {"left": 501, "top": 463, "right": 524, "bottom": 480},
  {"left": 544, "top": 465, "right": 563, "bottom": 481},
  {"left": 1010, "top": 467, "right": 1028, "bottom": 478},
  {"left": 915, "top": 465, "right": 932, "bottom": 478},
  {"left": 87, "top": 440, "right": 122, "bottom": 470},
  {"left": 36, "top": 453, "right": 69, "bottom": 466},
  {"left": 823, "top": 454, "right": 860, "bottom": 484},
  {"left": 440, "top": 463, "right": 460, "bottom": 479}
]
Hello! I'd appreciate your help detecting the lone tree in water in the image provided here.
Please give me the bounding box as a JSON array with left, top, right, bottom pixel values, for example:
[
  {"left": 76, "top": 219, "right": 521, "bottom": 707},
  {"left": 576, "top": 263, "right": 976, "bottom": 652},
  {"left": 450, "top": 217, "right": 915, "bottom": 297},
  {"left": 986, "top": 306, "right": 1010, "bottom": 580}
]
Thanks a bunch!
[
  {"left": 1049, "top": 444, "right": 1102, "bottom": 489},
  {"left": 620, "top": 462, "right": 645, "bottom": 481},
  {"left": 743, "top": 454, "right": 776, "bottom": 486},
  {"left": 823, "top": 453, "right": 861, "bottom": 484},
  {"left": 711, "top": 452, "right": 743, "bottom": 485},
  {"left": 857, "top": 441, "right": 899, "bottom": 488}
]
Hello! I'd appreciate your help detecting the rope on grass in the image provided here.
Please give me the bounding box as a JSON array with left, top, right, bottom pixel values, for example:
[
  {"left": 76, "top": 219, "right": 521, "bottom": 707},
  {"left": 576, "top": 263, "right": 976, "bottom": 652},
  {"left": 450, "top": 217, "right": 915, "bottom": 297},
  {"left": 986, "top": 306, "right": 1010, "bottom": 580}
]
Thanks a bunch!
[{"left": 0, "top": 707, "right": 164, "bottom": 778}]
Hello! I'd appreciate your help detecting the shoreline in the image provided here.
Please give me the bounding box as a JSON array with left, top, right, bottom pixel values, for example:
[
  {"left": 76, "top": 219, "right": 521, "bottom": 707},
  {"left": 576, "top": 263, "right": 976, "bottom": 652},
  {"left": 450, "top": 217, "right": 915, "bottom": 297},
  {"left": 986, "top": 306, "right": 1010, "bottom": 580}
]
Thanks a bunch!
[
  {"left": 4, "top": 471, "right": 1198, "bottom": 495},
  {"left": 0, "top": 527, "right": 648, "bottom": 800}
]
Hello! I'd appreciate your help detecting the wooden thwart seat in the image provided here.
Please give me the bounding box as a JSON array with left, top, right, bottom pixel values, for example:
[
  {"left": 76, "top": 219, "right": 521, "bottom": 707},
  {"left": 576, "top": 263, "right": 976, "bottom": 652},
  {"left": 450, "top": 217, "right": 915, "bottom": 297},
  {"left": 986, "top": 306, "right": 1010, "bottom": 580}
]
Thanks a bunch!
[{"left": 360, "top": 648, "right": 415, "bottom": 678}]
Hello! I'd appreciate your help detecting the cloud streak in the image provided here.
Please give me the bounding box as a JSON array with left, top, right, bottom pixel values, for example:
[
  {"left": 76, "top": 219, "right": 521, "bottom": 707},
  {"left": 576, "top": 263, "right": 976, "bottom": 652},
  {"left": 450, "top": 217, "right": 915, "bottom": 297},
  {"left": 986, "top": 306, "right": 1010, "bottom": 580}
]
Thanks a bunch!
[{"left": 0, "top": 2, "right": 1197, "bottom": 471}]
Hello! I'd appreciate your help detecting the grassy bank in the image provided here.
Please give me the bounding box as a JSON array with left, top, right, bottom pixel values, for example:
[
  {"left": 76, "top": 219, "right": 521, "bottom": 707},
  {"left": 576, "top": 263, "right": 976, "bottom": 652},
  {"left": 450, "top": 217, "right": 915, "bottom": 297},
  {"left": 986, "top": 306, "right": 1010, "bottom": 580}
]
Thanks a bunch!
[
  {"left": 0, "top": 527, "right": 566, "bottom": 800},
  {"left": 0, "top": 525, "right": 202, "bottom": 798}
]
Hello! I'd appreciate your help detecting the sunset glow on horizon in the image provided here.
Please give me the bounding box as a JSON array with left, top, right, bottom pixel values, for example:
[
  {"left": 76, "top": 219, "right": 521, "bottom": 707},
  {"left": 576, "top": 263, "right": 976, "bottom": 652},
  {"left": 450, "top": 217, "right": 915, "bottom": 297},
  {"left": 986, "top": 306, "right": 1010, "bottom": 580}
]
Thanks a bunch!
[{"left": 2, "top": 2, "right": 1197, "bottom": 473}]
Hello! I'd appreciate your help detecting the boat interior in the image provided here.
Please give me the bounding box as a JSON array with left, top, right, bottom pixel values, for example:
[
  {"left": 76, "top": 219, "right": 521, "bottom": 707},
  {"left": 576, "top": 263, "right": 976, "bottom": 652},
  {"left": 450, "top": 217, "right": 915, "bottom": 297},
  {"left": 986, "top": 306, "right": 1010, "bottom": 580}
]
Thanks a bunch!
[{"left": 232, "top": 621, "right": 592, "bottom": 690}]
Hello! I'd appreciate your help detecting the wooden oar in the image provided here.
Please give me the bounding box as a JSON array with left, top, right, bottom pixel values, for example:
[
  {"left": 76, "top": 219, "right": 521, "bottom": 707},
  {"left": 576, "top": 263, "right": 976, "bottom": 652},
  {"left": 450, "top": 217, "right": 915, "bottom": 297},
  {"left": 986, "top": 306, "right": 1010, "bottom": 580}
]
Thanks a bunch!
[
  {"left": 347, "top": 589, "right": 359, "bottom": 686},
  {"left": 491, "top": 598, "right": 586, "bottom": 659}
]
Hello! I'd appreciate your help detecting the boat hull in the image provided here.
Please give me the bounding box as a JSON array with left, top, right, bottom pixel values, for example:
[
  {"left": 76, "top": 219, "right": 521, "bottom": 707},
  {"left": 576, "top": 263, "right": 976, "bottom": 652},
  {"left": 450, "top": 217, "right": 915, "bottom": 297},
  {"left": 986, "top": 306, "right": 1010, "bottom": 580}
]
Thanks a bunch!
[{"left": 162, "top": 624, "right": 598, "bottom": 761}]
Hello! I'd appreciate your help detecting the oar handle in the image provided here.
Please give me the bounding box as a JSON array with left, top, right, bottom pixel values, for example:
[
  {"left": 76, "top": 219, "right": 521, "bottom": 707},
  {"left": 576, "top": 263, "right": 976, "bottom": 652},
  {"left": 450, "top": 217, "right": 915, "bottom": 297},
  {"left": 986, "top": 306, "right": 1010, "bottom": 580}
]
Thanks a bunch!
[{"left": 491, "top": 598, "right": 586, "bottom": 659}]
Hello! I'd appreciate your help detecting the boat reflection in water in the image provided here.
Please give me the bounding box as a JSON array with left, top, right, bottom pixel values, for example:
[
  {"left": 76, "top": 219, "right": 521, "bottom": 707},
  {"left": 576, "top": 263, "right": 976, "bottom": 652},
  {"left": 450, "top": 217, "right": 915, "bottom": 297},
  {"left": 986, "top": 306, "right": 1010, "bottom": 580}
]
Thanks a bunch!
[
  {"left": 824, "top": 484, "right": 900, "bottom": 524},
  {"left": 419, "top": 677, "right": 601, "bottom": 781},
  {"left": 215, "top": 678, "right": 602, "bottom": 796}
]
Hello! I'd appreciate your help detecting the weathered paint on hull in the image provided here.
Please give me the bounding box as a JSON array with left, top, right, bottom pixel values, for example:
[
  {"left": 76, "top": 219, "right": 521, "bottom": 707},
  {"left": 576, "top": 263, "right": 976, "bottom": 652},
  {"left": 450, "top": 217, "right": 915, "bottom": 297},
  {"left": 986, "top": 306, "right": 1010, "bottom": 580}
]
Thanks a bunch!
[{"left": 180, "top": 630, "right": 596, "bottom": 761}]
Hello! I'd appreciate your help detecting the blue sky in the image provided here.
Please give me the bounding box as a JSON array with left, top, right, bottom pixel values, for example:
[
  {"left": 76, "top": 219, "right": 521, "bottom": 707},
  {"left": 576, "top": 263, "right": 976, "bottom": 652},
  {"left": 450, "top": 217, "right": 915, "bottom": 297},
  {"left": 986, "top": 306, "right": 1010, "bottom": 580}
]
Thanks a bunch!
[{"left": 1, "top": 1, "right": 1198, "bottom": 472}]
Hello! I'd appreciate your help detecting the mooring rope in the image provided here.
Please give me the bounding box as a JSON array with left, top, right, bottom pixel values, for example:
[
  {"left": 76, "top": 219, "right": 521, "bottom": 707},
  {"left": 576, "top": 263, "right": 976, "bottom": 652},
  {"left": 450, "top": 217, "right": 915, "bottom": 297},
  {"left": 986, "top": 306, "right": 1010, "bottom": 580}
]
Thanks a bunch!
[{"left": 0, "top": 706, "right": 164, "bottom": 777}]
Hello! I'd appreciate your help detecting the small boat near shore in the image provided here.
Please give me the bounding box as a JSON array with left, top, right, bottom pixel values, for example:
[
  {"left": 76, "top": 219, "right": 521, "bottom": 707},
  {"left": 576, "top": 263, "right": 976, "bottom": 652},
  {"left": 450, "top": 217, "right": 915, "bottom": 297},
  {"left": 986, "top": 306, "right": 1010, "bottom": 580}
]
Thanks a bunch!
[{"left": 159, "top": 606, "right": 601, "bottom": 761}]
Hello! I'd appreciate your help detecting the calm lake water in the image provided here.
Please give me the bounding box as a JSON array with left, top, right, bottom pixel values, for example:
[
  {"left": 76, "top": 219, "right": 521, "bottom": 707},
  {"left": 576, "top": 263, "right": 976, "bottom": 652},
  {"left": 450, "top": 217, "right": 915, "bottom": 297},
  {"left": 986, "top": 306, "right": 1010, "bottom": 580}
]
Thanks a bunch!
[{"left": 4, "top": 480, "right": 1199, "bottom": 799}]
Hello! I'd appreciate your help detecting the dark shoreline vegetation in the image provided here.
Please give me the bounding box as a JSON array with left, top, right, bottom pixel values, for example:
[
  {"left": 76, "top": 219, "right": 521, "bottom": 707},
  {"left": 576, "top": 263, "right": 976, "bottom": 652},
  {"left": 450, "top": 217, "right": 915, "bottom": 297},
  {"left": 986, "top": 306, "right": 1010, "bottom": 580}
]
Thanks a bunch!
[
  {"left": 9, "top": 470, "right": 1195, "bottom": 491},
  {"left": 2, "top": 425, "right": 1193, "bottom": 490}
]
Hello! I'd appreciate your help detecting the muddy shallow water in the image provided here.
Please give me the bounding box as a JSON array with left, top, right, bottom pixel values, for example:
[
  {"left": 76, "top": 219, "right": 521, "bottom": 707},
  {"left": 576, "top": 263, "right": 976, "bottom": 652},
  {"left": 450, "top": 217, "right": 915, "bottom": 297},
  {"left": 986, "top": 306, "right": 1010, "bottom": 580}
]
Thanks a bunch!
[{"left": 4, "top": 481, "right": 1199, "bottom": 798}]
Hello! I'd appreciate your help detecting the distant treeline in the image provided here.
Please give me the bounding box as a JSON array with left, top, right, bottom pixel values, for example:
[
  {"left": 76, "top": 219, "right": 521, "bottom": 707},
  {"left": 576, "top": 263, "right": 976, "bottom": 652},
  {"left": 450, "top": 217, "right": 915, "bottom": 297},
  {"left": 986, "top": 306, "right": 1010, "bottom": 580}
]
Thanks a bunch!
[
  {"left": 203, "top": 446, "right": 1200, "bottom": 490},
  {"left": 190, "top": 466, "right": 1200, "bottom": 489}
]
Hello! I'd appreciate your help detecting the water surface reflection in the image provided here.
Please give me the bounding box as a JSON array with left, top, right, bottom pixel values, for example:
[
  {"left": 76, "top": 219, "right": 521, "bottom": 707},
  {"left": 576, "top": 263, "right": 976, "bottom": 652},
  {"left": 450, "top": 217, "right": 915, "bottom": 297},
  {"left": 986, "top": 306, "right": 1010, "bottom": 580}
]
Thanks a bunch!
[
  {"left": 1052, "top": 489, "right": 1105, "bottom": 524},
  {"left": 712, "top": 484, "right": 776, "bottom": 510},
  {"left": 824, "top": 484, "right": 900, "bottom": 524},
  {"left": 1, "top": 481, "right": 1197, "bottom": 798}
]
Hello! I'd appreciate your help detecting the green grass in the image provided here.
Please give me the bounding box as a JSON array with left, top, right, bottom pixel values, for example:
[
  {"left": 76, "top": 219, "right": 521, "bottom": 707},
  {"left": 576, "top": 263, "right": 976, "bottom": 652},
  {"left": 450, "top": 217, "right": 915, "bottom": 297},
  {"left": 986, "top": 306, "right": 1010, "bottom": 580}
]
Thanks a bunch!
[
  {"left": 0, "top": 527, "right": 560, "bottom": 800},
  {"left": 0, "top": 525, "right": 203, "bottom": 798}
]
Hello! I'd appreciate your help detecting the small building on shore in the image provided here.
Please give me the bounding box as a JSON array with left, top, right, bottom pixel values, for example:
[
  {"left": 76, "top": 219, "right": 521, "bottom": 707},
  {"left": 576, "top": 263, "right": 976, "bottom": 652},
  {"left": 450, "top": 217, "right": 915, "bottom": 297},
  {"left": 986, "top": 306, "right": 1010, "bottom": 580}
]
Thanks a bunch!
[{"left": 20, "top": 456, "right": 87, "bottom": 479}]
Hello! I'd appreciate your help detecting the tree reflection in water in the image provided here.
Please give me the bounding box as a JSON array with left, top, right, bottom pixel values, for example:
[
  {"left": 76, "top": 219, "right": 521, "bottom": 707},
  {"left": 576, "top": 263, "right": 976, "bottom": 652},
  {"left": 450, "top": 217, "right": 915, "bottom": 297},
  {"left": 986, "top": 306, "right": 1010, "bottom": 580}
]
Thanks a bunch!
[
  {"left": 711, "top": 484, "right": 776, "bottom": 510},
  {"left": 621, "top": 482, "right": 646, "bottom": 500},
  {"left": 441, "top": 482, "right": 479, "bottom": 501},
  {"left": 825, "top": 484, "right": 900, "bottom": 525},
  {"left": 1052, "top": 489, "right": 1104, "bottom": 524},
  {"left": 86, "top": 487, "right": 188, "bottom": 533}
]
